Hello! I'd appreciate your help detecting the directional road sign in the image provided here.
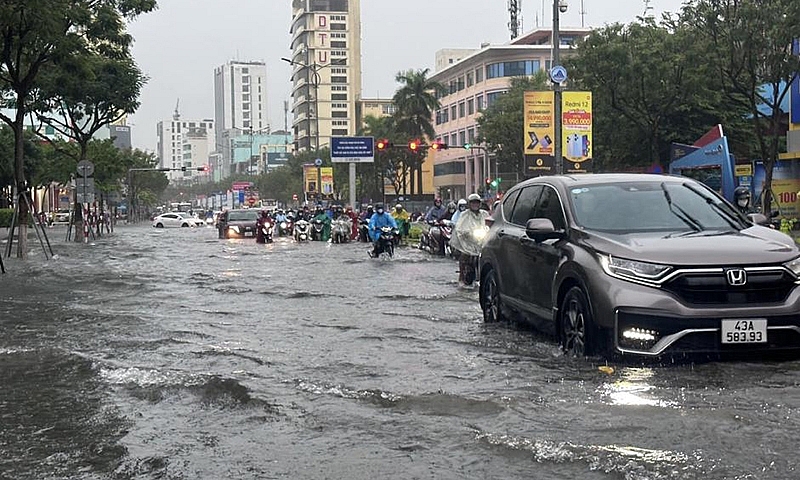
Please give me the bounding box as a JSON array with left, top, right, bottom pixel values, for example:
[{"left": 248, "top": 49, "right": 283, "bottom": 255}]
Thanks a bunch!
[
  {"left": 77, "top": 160, "right": 94, "bottom": 177},
  {"left": 331, "top": 136, "right": 375, "bottom": 163},
  {"left": 549, "top": 65, "right": 568, "bottom": 84}
]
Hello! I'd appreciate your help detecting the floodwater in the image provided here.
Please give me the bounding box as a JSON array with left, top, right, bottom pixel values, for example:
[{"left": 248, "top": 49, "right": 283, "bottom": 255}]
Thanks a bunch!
[{"left": 1, "top": 225, "right": 799, "bottom": 479}]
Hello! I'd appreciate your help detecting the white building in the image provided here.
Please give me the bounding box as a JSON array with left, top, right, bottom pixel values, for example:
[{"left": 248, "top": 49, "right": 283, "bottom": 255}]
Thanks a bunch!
[
  {"left": 156, "top": 109, "right": 215, "bottom": 183},
  {"left": 289, "top": 0, "right": 363, "bottom": 151},
  {"left": 214, "top": 60, "right": 269, "bottom": 177}
]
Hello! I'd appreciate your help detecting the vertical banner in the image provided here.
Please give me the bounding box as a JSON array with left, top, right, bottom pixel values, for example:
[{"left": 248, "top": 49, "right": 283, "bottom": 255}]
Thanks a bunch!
[
  {"left": 303, "top": 164, "right": 318, "bottom": 194},
  {"left": 561, "top": 91, "right": 593, "bottom": 173},
  {"left": 791, "top": 39, "right": 800, "bottom": 129},
  {"left": 320, "top": 167, "right": 334, "bottom": 195},
  {"left": 523, "top": 91, "right": 555, "bottom": 176}
]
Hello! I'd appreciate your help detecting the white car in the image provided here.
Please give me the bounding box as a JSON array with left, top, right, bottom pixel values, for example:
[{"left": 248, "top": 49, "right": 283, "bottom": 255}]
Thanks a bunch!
[{"left": 152, "top": 212, "right": 199, "bottom": 228}]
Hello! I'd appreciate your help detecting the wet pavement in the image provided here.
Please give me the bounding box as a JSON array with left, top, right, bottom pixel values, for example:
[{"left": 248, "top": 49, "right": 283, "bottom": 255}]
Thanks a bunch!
[{"left": 1, "top": 224, "right": 799, "bottom": 479}]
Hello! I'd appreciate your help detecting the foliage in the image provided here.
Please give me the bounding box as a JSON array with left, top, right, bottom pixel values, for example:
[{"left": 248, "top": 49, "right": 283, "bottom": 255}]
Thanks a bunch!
[
  {"left": 476, "top": 72, "right": 549, "bottom": 176},
  {"left": 0, "top": 208, "right": 13, "bottom": 227},
  {"left": 565, "top": 18, "right": 752, "bottom": 171},
  {"left": 680, "top": 0, "right": 800, "bottom": 210}
]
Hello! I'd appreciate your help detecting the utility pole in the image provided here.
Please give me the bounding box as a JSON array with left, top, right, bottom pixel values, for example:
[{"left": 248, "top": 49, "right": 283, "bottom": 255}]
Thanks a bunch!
[{"left": 552, "top": 0, "right": 567, "bottom": 175}]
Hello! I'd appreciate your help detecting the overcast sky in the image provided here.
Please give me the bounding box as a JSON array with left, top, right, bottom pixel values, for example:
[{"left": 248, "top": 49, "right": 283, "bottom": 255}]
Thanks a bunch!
[{"left": 126, "top": 0, "right": 685, "bottom": 151}]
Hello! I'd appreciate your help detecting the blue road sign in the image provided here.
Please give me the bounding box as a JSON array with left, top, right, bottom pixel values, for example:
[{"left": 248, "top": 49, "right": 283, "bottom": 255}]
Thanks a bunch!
[
  {"left": 331, "top": 136, "right": 375, "bottom": 163},
  {"left": 314, "top": 158, "right": 323, "bottom": 167},
  {"left": 549, "top": 65, "right": 568, "bottom": 84}
]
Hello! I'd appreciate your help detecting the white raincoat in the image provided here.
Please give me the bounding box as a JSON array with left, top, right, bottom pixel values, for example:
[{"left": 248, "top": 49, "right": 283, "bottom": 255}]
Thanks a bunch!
[{"left": 450, "top": 209, "right": 490, "bottom": 257}]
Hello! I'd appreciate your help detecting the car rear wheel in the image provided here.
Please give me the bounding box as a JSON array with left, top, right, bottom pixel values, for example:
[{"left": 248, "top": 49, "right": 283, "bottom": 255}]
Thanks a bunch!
[
  {"left": 560, "top": 286, "right": 599, "bottom": 357},
  {"left": 481, "top": 269, "right": 506, "bottom": 323},
  {"left": 155, "top": 223, "right": 164, "bottom": 228},
  {"left": 181, "top": 223, "right": 189, "bottom": 227}
]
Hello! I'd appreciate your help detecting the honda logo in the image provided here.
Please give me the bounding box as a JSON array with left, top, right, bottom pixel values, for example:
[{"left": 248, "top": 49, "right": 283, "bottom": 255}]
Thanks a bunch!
[{"left": 726, "top": 269, "right": 747, "bottom": 286}]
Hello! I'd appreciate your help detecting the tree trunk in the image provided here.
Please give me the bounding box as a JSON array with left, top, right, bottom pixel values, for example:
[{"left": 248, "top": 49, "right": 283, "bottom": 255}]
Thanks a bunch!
[{"left": 13, "top": 108, "right": 28, "bottom": 258}]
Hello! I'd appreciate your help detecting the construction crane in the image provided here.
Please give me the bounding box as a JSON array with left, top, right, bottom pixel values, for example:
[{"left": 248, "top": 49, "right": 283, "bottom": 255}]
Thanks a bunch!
[{"left": 509, "top": 0, "right": 521, "bottom": 40}]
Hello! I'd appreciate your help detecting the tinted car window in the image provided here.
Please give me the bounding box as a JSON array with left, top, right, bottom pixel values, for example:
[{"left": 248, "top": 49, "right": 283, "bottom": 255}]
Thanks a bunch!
[
  {"left": 228, "top": 210, "right": 259, "bottom": 221},
  {"left": 535, "top": 186, "right": 566, "bottom": 230},
  {"left": 501, "top": 189, "right": 521, "bottom": 221},
  {"left": 509, "top": 185, "right": 543, "bottom": 226}
]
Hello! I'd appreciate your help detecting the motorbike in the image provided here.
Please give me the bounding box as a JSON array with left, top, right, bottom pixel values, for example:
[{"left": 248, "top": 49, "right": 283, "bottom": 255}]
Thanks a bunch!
[
  {"left": 419, "top": 219, "right": 453, "bottom": 256},
  {"left": 372, "top": 225, "right": 398, "bottom": 258},
  {"left": 256, "top": 219, "right": 273, "bottom": 244},
  {"left": 331, "top": 217, "right": 353, "bottom": 244},
  {"left": 459, "top": 226, "right": 488, "bottom": 286},
  {"left": 358, "top": 219, "right": 370, "bottom": 243},
  {"left": 294, "top": 219, "right": 310, "bottom": 242},
  {"left": 310, "top": 218, "right": 325, "bottom": 241},
  {"left": 278, "top": 218, "right": 294, "bottom": 236}
]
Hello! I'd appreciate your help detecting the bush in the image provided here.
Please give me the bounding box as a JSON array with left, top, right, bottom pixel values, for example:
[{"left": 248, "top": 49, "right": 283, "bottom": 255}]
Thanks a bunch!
[{"left": 0, "top": 209, "right": 12, "bottom": 228}]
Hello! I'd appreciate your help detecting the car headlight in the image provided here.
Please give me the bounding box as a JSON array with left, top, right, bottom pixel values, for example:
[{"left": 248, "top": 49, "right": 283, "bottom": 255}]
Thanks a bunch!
[
  {"left": 600, "top": 254, "right": 672, "bottom": 284},
  {"left": 784, "top": 256, "right": 800, "bottom": 277},
  {"left": 280, "top": 222, "right": 287, "bottom": 228}
]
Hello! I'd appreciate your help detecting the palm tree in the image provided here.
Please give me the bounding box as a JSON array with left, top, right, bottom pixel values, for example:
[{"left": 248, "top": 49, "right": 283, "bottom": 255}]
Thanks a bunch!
[{"left": 392, "top": 69, "right": 444, "bottom": 196}]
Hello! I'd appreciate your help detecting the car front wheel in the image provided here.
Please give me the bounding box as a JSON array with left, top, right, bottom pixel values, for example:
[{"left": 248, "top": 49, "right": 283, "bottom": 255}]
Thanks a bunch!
[
  {"left": 560, "top": 286, "right": 601, "bottom": 357},
  {"left": 155, "top": 223, "right": 164, "bottom": 228},
  {"left": 481, "top": 268, "right": 506, "bottom": 323}
]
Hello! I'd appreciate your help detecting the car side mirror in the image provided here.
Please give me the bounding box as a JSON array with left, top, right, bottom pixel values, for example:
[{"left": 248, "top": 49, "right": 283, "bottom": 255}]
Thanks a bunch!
[
  {"left": 747, "top": 213, "right": 769, "bottom": 226},
  {"left": 525, "top": 218, "right": 563, "bottom": 241}
]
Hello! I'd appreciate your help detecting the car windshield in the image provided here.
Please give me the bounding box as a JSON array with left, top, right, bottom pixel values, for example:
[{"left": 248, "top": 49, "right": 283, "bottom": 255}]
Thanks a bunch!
[
  {"left": 227, "top": 210, "right": 258, "bottom": 221},
  {"left": 570, "top": 181, "right": 746, "bottom": 234}
]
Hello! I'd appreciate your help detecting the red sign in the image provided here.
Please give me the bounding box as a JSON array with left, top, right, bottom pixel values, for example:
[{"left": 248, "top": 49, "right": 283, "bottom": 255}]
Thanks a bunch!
[
  {"left": 232, "top": 182, "right": 253, "bottom": 191},
  {"left": 247, "top": 197, "right": 257, "bottom": 206}
]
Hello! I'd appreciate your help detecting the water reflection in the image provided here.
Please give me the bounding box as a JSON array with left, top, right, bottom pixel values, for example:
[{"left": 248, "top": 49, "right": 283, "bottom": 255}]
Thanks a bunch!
[{"left": 597, "top": 367, "right": 679, "bottom": 408}]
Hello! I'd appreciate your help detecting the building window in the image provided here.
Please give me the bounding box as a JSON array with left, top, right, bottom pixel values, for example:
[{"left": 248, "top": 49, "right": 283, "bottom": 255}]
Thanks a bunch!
[
  {"left": 468, "top": 128, "right": 476, "bottom": 142},
  {"left": 331, "top": 67, "right": 347, "bottom": 74},
  {"left": 450, "top": 105, "right": 457, "bottom": 120},
  {"left": 243, "top": 111, "right": 250, "bottom": 119},
  {"left": 467, "top": 99, "right": 475, "bottom": 115},
  {"left": 243, "top": 85, "right": 250, "bottom": 92},
  {"left": 331, "top": 41, "right": 347, "bottom": 48},
  {"left": 242, "top": 76, "right": 250, "bottom": 84},
  {"left": 486, "top": 91, "right": 506, "bottom": 107},
  {"left": 242, "top": 103, "right": 250, "bottom": 111},
  {"left": 476, "top": 67, "right": 483, "bottom": 82},
  {"left": 331, "top": 23, "right": 346, "bottom": 31},
  {"left": 331, "top": 50, "right": 347, "bottom": 57},
  {"left": 459, "top": 131, "right": 466, "bottom": 146},
  {"left": 332, "top": 129, "right": 349, "bottom": 135},
  {"left": 485, "top": 60, "right": 541, "bottom": 79},
  {"left": 476, "top": 95, "right": 484, "bottom": 112},
  {"left": 332, "top": 103, "right": 348, "bottom": 109},
  {"left": 442, "top": 108, "right": 449, "bottom": 123},
  {"left": 332, "top": 111, "right": 348, "bottom": 118},
  {"left": 458, "top": 102, "right": 465, "bottom": 118},
  {"left": 466, "top": 72, "right": 474, "bottom": 87},
  {"left": 332, "top": 120, "right": 349, "bottom": 126},
  {"left": 332, "top": 85, "right": 347, "bottom": 91},
  {"left": 450, "top": 133, "right": 457, "bottom": 146},
  {"left": 243, "top": 94, "right": 250, "bottom": 102},
  {"left": 242, "top": 67, "right": 249, "bottom": 74},
  {"left": 243, "top": 121, "right": 250, "bottom": 128},
  {"left": 331, "top": 76, "right": 348, "bottom": 83},
  {"left": 382, "top": 104, "right": 396, "bottom": 115},
  {"left": 331, "top": 93, "right": 348, "bottom": 100}
]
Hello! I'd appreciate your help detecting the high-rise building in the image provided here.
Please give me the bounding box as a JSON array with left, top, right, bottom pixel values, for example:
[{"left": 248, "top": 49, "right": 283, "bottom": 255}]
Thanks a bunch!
[
  {"left": 157, "top": 109, "right": 215, "bottom": 183},
  {"left": 289, "top": 0, "right": 362, "bottom": 151},
  {"left": 214, "top": 60, "right": 269, "bottom": 177}
]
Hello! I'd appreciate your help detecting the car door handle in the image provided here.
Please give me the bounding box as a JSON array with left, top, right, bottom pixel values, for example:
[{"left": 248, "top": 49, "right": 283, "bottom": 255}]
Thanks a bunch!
[{"left": 497, "top": 229, "right": 507, "bottom": 238}]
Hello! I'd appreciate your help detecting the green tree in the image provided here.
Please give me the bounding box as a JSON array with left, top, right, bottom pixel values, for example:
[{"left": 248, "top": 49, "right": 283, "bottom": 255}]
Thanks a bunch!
[
  {"left": 0, "top": 0, "right": 156, "bottom": 256},
  {"left": 565, "top": 18, "right": 752, "bottom": 172},
  {"left": 392, "top": 68, "right": 444, "bottom": 196},
  {"left": 476, "top": 72, "right": 549, "bottom": 178},
  {"left": 681, "top": 0, "right": 800, "bottom": 211}
]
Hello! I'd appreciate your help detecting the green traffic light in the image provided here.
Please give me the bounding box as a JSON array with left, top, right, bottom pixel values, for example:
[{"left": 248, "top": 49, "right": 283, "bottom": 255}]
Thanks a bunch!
[
  {"left": 490, "top": 180, "right": 498, "bottom": 188},
  {"left": 463, "top": 143, "right": 472, "bottom": 150}
]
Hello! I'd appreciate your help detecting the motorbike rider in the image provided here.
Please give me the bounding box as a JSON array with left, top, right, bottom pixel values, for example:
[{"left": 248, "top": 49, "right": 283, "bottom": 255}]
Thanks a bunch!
[
  {"left": 312, "top": 205, "right": 331, "bottom": 241},
  {"left": 360, "top": 205, "right": 374, "bottom": 221},
  {"left": 368, "top": 203, "right": 398, "bottom": 257},
  {"left": 425, "top": 198, "right": 447, "bottom": 223},
  {"left": 443, "top": 201, "right": 458, "bottom": 221},
  {"left": 345, "top": 205, "right": 360, "bottom": 240},
  {"left": 733, "top": 186, "right": 753, "bottom": 215},
  {"left": 256, "top": 210, "right": 272, "bottom": 244},
  {"left": 450, "top": 194, "right": 490, "bottom": 287},
  {"left": 391, "top": 203, "right": 410, "bottom": 238},
  {"left": 450, "top": 198, "right": 468, "bottom": 227}
]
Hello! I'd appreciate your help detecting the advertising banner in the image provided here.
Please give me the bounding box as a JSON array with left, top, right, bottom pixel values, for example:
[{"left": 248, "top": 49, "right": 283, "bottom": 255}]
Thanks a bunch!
[
  {"left": 754, "top": 160, "right": 800, "bottom": 218},
  {"left": 320, "top": 167, "right": 334, "bottom": 195},
  {"left": 561, "top": 91, "right": 593, "bottom": 173},
  {"left": 792, "top": 39, "right": 800, "bottom": 129},
  {"left": 523, "top": 91, "right": 555, "bottom": 175},
  {"left": 303, "top": 164, "right": 318, "bottom": 194}
]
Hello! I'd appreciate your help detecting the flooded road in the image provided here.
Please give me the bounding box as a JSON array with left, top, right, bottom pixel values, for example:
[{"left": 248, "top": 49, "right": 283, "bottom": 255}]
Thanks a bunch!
[{"left": 1, "top": 224, "right": 800, "bottom": 479}]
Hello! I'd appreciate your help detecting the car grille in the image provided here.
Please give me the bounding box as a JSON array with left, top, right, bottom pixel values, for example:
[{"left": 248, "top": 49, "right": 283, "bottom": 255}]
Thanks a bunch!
[{"left": 662, "top": 268, "right": 796, "bottom": 305}]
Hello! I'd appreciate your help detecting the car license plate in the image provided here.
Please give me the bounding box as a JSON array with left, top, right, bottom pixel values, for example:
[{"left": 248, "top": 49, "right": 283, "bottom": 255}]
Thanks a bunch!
[{"left": 721, "top": 319, "right": 767, "bottom": 344}]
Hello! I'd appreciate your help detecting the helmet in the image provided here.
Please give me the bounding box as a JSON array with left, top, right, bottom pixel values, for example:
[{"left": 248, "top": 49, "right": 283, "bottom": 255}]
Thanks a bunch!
[
  {"left": 395, "top": 203, "right": 403, "bottom": 210},
  {"left": 434, "top": 198, "right": 442, "bottom": 206},
  {"left": 375, "top": 202, "right": 385, "bottom": 212},
  {"left": 447, "top": 201, "right": 456, "bottom": 212},
  {"left": 734, "top": 186, "right": 751, "bottom": 208},
  {"left": 457, "top": 198, "right": 467, "bottom": 211},
  {"left": 468, "top": 193, "right": 481, "bottom": 202},
  {"left": 261, "top": 210, "right": 269, "bottom": 218}
]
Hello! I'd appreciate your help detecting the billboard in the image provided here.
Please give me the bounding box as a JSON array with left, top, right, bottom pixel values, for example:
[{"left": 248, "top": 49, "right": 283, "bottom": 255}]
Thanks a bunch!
[
  {"left": 754, "top": 160, "right": 800, "bottom": 218},
  {"left": 331, "top": 136, "right": 375, "bottom": 163},
  {"left": 303, "top": 164, "right": 318, "bottom": 194},
  {"left": 561, "top": 91, "right": 593, "bottom": 173},
  {"left": 321, "top": 167, "right": 334, "bottom": 195},
  {"left": 523, "top": 91, "right": 555, "bottom": 175}
]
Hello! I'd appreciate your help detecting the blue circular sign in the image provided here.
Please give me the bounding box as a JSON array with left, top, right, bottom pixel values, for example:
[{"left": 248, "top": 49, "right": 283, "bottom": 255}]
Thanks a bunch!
[
  {"left": 314, "top": 158, "right": 323, "bottom": 167},
  {"left": 549, "top": 65, "right": 568, "bottom": 84}
]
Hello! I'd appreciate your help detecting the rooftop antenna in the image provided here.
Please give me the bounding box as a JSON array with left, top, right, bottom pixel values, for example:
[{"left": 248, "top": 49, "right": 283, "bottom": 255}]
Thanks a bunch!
[
  {"left": 509, "top": 0, "right": 521, "bottom": 40},
  {"left": 643, "top": 0, "right": 654, "bottom": 18},
  {"left": 580, "top": 0, "right": 587, "bottom": 27},
  {"left": 173, "top": 98, "right": 180, "bottom": 121}
]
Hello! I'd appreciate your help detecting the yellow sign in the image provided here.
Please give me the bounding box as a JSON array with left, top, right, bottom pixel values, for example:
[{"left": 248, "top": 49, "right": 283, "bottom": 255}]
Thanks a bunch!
[
  {"left": 561, "top": 91, "right": 593, "bottom": 173},
  {"left": 321, "top": 167, "right": 334, "bottom": 195},
  {"left": 303, "top": 164, "right": 318, "bottom": 193},
  {"left": 735, "top": 164, "right": 753, "bottom": 176},
  {"left": 524, "top": 91, "right": 554, "bottom": 156}
]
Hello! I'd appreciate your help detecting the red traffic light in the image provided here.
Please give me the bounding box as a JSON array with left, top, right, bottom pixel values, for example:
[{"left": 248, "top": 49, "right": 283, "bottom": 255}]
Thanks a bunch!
[
  {"left": 408, "top": 139, "right": 421, "bottom": 151},
  {"left": 196, "top": 165, "right": 210, "bottom": 172},
  {"left": 376, "top": 138, "right": 391, "bottom": 150},
  {"left": 430, "top": 141, "right": 449, "bottom": 151},
  {"left": 485, "top": 178, "right": 492, "bottom": 185}
]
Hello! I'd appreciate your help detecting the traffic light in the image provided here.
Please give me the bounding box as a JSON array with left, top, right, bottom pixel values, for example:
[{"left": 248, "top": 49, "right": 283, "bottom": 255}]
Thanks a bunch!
[
  {"left": 408, "top": 139, "right": 421, "bottom": 152},
  {"left": 490, "top": 178, "right": 500, "bottom": 188},
  {"left": 463, "top": 143, "right": 473, "bottom": 150},
  {"left": 430, "top": 141, "right": 449, "bottom": 151},
  {"left": 485, "top": 178, "right": 492, "bottom": 187},
  {"left": 376, "top": 138, "right": 392, "bottom": 151},
  {"left": 196, "top": 165, "right": 209, "bottom": 172},
  {"left": 181, "top": 166, "right": 187, "bottom": 172}
]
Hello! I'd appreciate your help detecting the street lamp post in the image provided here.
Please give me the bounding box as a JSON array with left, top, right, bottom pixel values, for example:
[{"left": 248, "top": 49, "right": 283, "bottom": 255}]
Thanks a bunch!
[{"left": 553, "top": 0, "right": 568, "bottom": 175}]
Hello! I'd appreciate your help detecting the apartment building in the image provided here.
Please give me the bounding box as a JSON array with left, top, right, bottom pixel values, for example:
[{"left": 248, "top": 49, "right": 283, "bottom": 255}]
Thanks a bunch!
[
  {"left": 156, "top": 111, "right": 215, "bottom": 183},
  {"left": 429, "top": 28, "right": 590, "bottom": 199},
  {"left": 289, "top": 0, "right": 363, "bottom": 151}
]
